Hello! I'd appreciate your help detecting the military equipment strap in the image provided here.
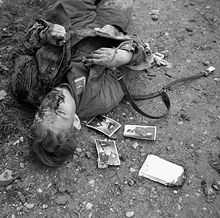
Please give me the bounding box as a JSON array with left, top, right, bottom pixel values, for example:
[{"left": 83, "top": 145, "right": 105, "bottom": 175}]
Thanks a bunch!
[{"left": 119, "top": 68, "right": 215, "bottom": 119}]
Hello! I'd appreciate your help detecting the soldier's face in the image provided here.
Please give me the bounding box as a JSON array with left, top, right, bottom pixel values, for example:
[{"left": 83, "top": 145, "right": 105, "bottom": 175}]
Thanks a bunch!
[{"left": 33, "top": 87, "right": 81, "bottom": 135}]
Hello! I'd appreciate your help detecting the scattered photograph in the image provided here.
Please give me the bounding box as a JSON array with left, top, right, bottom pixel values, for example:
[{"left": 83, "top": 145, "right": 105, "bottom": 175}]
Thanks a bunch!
[
  {"left": 95, "top": 139, "right": 120, "bottom": 168},
  {"left": 123, "top": 125, "right": 157, "bottom": 140},
  {"left": 87, "top": 115, "right": 121, "bottom": 137}
]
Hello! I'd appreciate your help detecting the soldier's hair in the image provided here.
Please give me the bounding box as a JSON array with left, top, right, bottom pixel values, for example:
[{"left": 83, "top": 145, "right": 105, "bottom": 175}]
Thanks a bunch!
[{"left": 31, "top": 123, "right": 75, "bottom": 167}]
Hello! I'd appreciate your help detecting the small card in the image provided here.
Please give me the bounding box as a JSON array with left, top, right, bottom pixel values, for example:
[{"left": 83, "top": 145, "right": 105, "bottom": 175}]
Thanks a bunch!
[
  {"left": 86, "top": 115, "right": 121, "bottom": 137},
  {"left": 95, "top": 139, "right": 120, "bottom": 169},
  {"left": 123, "top": 125, "right": 156, "bottom": 140},
  {"left": 139, "top": 154, "right": 186, "bottom": 187}
]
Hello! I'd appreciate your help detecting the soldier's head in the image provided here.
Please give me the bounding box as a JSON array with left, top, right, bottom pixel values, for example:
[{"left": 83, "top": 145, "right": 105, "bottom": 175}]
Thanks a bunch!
[{"left": 31, "top": 85, "right": 81, "bottom": 167}]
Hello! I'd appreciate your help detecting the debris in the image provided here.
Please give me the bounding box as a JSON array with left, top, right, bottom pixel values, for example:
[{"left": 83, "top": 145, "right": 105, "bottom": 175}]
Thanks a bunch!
[
  {"left": 206, "top": 66, "right": 215, "bottom": 73},
  {"left": 202, "top": 61, "right": 210, "bottom": 66},
  {"left": 138, "top": 154, "right": 186, "bottom": 187},
  {"left": 0, "top": 63, "right": 9, "bottom": 72},
  {"left": 85, "top": 151, "right": 93, "bottom": 159},
  {"left": 24, "top": 202, "right": 35, "bottom": 209},
  {"left": 13, "top": 137, "right": 24, "bottom": 146},
  {"left": 124, "top": 125, "right": 157, "bottom": 140},
  {"left": 0, "top": 169, "right": 15, "bottom": 186},
  {"left": 75, "top": 147, "right": 82, "bottom": 153},
  {"left": 126, "top": 211, "right": 135, "bottom": 217},
  {"left": 19, "top": 163, "right": 25, "bottom": 168},
  {"left": 209, "top": 154, "right": 220, "bottom": 174},
  {"left": 85, "top": 202, "right": 93, "bottom": 210},
  {"left": 212, "top": 180, "right": 220, "bottom": 192},
  {"left": 55, "top": 194, "right": 69, "bottom": 205},
  {"left": 127, "top": 178, "right": 136, "bottom": 186},
  {"left": 152, "top": 53, "right": 172, "bottom": 68},
  {"left": 0, "top": 90, "right": 7, "bottom": 101},
  {"left": 164, "top": 72, "right": 173, "bottom": 78},
  {"left": 149, "top": 10, "right": 160, "bottom": 21},
  {"left": 17, "top": 191, "right": 26, "bottom": 203},
  {"left": 42, "top": 204, "right": 48, "bottom": 209},
  {"left": 86, "top": 115, "right": 121, "bottom": 138},
  {"left": 201, "top": 180, "right": 216, "bottom": 202},
  {"left": 185, "top": 27, "right": 193, "bottom": 33},
  {"left": 95, "top": 139, "right": 120, "bottom": 169},
  {"left": 119, "top": 153, "right": 127, "bottom": 162},
  {"left": 180, "top": 112, "right": 191, "bottom": 121},
  {"left": 137, "top": 187, "right": 146, "bottom": 195},
  {"left": 88, "top": 179, "right": 95, "bottom": 187},
  {"left": 131, "top": 142, "right": 139, "bottom": 149},
  {"left": 129, "top": 167, "right": 136, "bottom": 173},
  {"left": 122, "top": 112, "right": 126, "bottom": 117},
  {"left": 173, "top": 190, "right": 178, "bottom": 194},
  {"left": 214, "top": 78, "right": 220, "bottom": 82},
  {"left": 37, "top": 188, "right": 43, "bottom": 193},
  {"left": 11, "top": 215, "right": 15, "bottom": 218}
]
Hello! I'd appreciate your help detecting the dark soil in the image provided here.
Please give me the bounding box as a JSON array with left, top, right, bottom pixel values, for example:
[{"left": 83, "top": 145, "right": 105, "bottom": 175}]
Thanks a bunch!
[{"left": 0, "top": 0, "right": 220, "bottom": 217}]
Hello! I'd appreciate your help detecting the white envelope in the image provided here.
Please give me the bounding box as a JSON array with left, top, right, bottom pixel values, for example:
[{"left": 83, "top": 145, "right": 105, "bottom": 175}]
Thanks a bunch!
[{"left": 139, "top": 154, "right": 185, "bottom": 186}]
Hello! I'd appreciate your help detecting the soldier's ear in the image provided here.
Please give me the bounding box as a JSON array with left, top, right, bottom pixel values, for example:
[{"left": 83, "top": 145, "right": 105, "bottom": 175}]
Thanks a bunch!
[{"left": 73, "top": 114, "right": 81, "bottom": 130}]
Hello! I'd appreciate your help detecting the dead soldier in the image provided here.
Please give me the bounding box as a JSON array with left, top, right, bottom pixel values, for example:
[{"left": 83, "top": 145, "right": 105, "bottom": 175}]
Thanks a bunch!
[{"left": 11, "top": 0, "right": 154, "bottom": 166}]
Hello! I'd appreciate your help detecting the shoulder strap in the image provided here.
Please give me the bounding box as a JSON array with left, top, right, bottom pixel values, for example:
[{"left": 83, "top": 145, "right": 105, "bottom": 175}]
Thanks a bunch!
[
  {"left": 119, "top": 78, "right": 170, "bottom": 119},
  {"left": 119, "top": 67, "right": 215, "bottom": 119}
]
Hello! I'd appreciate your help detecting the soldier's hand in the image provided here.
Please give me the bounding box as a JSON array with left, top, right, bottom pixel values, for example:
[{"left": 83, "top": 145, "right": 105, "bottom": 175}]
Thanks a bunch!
[
  {"left": 86, "top": 48, "right": 132, "bottom": 68},
  {"left": 40, "top": 23, "right": 66, "bottom": 46}
]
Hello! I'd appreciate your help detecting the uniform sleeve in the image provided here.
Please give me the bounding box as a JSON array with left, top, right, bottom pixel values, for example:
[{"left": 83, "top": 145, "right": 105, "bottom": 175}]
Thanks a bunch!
[{"left": 117, "top": 39, "right": 154, "bottom": 71}]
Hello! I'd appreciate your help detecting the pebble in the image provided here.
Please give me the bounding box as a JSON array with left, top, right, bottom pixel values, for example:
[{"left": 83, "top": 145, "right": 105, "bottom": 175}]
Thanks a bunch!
[
  {"left": 131, "top": 142, "right": 139, "bottom": 149},
  {"left": 55, "top": 195, "right": 69, "bottom": 205},
  {"left": 24, "top": 203, "right": 35, "bottom": 209},
  {"left": 177, "top": 121, "right": 183, "bottom": 125},
  {"left": 85, "top": 151, "right": 92, "bottom": 159},
  {"left": 185, "top": 27, "right": 193, "bottom": 32},
  {"left": 76, "top": 147, "right": 82, "bottom": 153},
  {"left": 42, "top": 204, "right": 48, "bottom": 209},
  {"left": 126, "top": 211, "right": 135, "bottom": 217},
  {"left": 127, "top": 178, "right": 135, "bottom": 186},
  {"left": 149, "top": 10, "right": 160, "bottom": 21},
  {"left": 88, "top": 179, "right": 95, "bottom": 187},
  {"left": 0, "top": 90, "right": 7, "bottom": 101},
  {"left": 138, "top": 187, "right": 146, "bottom": 195},
  {"left": 37, "top": 188, "right": 43, "bottom": 193},
  {"left": 129, "top": 167, "right": 136, "bottom": 173},
  {"left": 173, "top": 190, "right": 178, "bottom": 194},
  {"left": 20, "top": 163, "right": 25, "bottom": 168},
  {"left": 202, "top": 61, "right": 210, "bottom": 66},
  {"left": 86, "top": 202, "right": 93, "bottom": 210}
]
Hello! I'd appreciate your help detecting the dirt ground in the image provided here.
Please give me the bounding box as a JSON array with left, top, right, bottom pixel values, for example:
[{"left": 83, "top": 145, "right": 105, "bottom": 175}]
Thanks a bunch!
[{"left": 0, "top": 0, "right": 220, "bottom": 217}]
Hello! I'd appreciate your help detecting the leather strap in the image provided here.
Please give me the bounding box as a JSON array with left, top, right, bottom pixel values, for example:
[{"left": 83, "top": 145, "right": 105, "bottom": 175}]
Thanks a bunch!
[
  {"left": 119, "top": 69, "right": 214, "bottom": 119},
  {"left": 119, "top": 79, "right": 170, "bottom": 119}
]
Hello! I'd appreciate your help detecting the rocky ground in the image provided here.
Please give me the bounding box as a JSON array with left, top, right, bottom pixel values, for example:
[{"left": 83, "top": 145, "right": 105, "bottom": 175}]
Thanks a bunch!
[{"left": 0, "top": 0, "right": 220, "bottom": 217}]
